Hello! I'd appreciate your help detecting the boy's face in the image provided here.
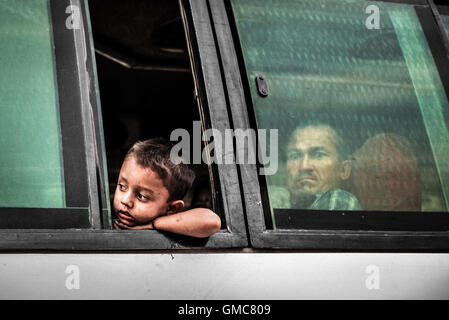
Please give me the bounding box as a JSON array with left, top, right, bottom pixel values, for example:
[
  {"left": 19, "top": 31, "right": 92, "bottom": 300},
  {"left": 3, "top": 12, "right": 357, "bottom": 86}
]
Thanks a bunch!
[{"left": 113, "top": 155, "right": 171, "bottom": 226}]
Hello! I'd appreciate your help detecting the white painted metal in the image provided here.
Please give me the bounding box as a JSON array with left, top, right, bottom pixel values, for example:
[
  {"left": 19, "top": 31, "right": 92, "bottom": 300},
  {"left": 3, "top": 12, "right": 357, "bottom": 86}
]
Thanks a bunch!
[{"left": 0, "top": 253, "right": 448, "bottom": 299}]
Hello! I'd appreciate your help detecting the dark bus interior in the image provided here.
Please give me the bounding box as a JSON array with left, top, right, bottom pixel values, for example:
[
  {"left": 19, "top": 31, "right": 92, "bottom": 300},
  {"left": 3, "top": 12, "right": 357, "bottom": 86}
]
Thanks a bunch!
[{"left": 87, "top": 0, "right": 216, "bottom": 223}]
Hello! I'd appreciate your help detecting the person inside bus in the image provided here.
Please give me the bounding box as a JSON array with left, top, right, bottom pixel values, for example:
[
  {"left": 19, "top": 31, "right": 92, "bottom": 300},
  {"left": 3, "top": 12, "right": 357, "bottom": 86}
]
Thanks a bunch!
[
  {"left": 112, "top": 138, "right": 221, "bottom": 238},
  {"left": 347, "top": 133, "right": 422, "bottom": 211},
  {"left": 191, "top": 176, "right": 213, "bottom": 210},
  {"left": 282, "top": 122, "right": 361, "bottom": 210}
]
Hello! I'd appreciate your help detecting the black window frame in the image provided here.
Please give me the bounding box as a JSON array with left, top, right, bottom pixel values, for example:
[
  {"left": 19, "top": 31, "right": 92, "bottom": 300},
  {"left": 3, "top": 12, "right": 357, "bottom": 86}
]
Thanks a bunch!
[
  {"left": 221, "top": 0, "right": 449, "bottom": 250},
  {"left": 0, "top": 0, "right": 249, "bottom": 250},
  {"left": 436, "top": 3, "right": 449, "bottom": 53},
  {"left": 177, "top": 0, "right": 249, "bottom": 248},
  {"left": 0, "top": 0, "right": 98, "bottom": 230}
]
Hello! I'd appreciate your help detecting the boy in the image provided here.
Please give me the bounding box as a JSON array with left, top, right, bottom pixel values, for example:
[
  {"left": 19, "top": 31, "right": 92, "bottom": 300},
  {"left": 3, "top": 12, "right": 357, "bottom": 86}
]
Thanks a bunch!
[{"left": 113, "top": 138, "right": 221, "bottom": 238}]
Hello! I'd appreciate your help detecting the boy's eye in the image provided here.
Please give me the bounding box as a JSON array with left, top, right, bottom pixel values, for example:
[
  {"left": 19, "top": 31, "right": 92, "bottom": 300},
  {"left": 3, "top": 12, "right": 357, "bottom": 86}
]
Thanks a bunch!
[
  {"left": 118, "top": 183, "right": 126, "bottom": 191},
  {"left": 137, "top": 193, "right": 150, "bottom": 201}
]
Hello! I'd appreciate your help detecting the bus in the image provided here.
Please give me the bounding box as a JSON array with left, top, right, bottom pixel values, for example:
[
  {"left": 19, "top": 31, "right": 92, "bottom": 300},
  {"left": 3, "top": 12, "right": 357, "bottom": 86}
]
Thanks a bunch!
[{"left": 1, "top": 0, "right": 449, "bottom": 300}]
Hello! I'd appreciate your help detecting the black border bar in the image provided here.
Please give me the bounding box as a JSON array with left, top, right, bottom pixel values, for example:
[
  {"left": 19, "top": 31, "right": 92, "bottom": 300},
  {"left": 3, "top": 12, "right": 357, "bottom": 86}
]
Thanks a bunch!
[
  {"left": 275, "top": 210, "right": 449, "bottom": 231},
  {"left": 0, "top": 208, "right": 89, "bottom": 229}
]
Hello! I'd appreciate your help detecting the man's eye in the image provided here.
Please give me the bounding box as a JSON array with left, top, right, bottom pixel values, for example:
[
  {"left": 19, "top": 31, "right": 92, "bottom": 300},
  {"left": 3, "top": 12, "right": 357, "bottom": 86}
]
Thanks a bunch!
[
  {"left": 287, "top": 152, "right": 302, "bottom": 160},
  {"left": 312, "top": 151, "right": 327, "bottom": 159}
]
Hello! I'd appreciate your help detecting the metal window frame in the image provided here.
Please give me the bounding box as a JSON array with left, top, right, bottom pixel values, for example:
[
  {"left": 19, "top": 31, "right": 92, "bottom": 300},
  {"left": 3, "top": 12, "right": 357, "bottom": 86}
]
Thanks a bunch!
[
  {"left": 82, "top": 0, "right": 111, "bottom": 230},
  {"left": 0, "top": 0, "right": 99, "bottom": 247},
  {"left": 0, "top": 0, "right": 94, "bottom": 230},
  {"left": 221, "top": 0, "right": 449, "bottom": 250},
  {"left": 7, "top": 0, "right": 449, "bottom": 251},
  {"left": 0, "top": 0, "right": 249, "bottom": 250},
  {"left": 429, "top": 1, "right": 449, "bottom": 58},
  {"left": 177, "top": 0, "right": 249, "bottom": 248}
]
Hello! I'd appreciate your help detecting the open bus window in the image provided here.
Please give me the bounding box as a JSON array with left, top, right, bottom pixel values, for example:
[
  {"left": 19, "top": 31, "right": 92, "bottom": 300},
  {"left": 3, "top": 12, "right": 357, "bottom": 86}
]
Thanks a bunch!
[
  {"left": 88, "top": 0, "right": 224, "bottom": 230},
  {"left": 230, "top": 0, "right": 449, "bottom": 231}
]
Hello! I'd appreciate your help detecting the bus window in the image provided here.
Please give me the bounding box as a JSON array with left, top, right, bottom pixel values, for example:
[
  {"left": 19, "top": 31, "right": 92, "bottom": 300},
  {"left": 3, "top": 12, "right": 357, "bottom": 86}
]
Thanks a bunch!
[
  {"left": 0, "top": 0, "right": 97, "bottom": 229},
  {"left": 0, "top": 0, "right": 64, "bottom": 208},
  {"left": 88, "top": 0, "right": 246, "bottom": 248},
  {"left": 88, "top": 0, "right": 218, "bottom": 221},
  {"left": 0, "top": 0, "right": 248, "bottom": 249},
  {"left": 230, "top": 0, "right": 449, "bottom": 233}
]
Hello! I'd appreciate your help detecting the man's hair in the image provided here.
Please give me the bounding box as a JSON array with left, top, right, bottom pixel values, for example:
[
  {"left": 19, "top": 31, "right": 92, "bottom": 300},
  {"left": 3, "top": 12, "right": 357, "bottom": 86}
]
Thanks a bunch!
[
  {"left": 289, "top": 121, "right": 350, "bottom": 161},
  {"left": 125, "top": 138, "right": 195, "bottom": 201}
]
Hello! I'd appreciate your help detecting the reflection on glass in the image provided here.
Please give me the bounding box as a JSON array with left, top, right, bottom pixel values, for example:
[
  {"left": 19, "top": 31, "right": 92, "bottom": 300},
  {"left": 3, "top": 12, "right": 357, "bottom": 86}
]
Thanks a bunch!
[
  {"left": 230, "top": 0, "right": 449, "bottom": 227},
  {"left": 0, "top": 0, "right": 65, "bottom": 208}
]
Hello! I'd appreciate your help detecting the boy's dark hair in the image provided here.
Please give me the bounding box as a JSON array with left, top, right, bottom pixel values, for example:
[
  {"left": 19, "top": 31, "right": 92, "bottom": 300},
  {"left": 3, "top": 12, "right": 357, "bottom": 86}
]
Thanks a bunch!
[{"left": 125, "top": 138, "right": 195, "bottom": 201}]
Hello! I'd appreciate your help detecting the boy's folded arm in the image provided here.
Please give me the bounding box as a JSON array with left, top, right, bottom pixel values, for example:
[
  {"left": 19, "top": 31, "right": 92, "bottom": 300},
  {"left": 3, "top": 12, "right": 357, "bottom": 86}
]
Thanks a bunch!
[{"left": 153, "top": 208, "right": 221, "bottom": 238}]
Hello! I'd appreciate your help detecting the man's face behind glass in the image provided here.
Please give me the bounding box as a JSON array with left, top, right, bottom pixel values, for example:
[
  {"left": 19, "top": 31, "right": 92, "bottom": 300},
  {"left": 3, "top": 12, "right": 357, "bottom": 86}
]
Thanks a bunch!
[{"left": 286, "top": 125, "right": 348, "bottom": 204}]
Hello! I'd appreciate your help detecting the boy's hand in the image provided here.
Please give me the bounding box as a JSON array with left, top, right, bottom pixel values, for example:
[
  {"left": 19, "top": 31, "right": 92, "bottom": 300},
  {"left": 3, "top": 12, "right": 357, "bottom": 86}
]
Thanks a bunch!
[{"left": 113, "top": 219, "right": 155, "bottom": 230}]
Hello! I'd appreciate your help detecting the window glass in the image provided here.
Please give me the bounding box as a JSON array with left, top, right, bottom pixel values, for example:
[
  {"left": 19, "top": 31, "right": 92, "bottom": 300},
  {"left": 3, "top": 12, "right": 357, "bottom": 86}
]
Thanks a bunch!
[
  {"left": 231, "top": 0, "right": 449, "bottom": 228},
  {"left": 0, "top": 0, "right": 65, "bottom": 208}
]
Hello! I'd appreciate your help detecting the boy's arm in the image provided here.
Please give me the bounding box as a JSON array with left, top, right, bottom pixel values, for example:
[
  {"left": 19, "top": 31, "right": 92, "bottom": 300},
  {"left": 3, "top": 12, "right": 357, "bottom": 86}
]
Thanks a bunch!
[
  {"left": 114, "top": 208, "right": 221, "bottom": 238},
  {"left": 155, "top": 208, "right": 221, "bottom": 238}
]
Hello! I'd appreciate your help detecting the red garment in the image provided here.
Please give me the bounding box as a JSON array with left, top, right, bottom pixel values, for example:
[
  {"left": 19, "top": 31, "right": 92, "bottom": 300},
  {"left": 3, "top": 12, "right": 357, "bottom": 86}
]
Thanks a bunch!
[{"left": 348, "top": 134, "right": 421, "bottom": 211}]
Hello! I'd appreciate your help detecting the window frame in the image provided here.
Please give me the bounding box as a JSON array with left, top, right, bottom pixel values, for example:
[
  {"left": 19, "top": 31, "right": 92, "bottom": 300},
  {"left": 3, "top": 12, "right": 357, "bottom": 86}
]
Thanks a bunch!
[
  {"left": 0, "top": 0, "right": 104, "bottom": 248},
  {"left": 6, "top": 0, "right": 449, "bottom": 251},
  {"left": 0, "top": 0, "right": 97, "bottom": 230},
  {"left": 435, "top": 3, "right": 449, "bottom": 54},
  {"left": 0, "top": 0, "right": 249, "bottom": 250},
  {"left": 222, "top": 0, "right": 449, "bottom": 250},
  {"left": 177, "top": 0, "right": 249, "bottom": 248}
]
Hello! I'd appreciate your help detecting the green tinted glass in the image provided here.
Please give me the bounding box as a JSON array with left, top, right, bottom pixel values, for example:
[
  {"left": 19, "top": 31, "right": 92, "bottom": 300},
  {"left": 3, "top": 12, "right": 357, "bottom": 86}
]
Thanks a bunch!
[
  {"left": 231, "top": 0, "right": 449, "bottom": 226},
  {"left": 0, "top": 0, "right": 65, "bottom": 208}
]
